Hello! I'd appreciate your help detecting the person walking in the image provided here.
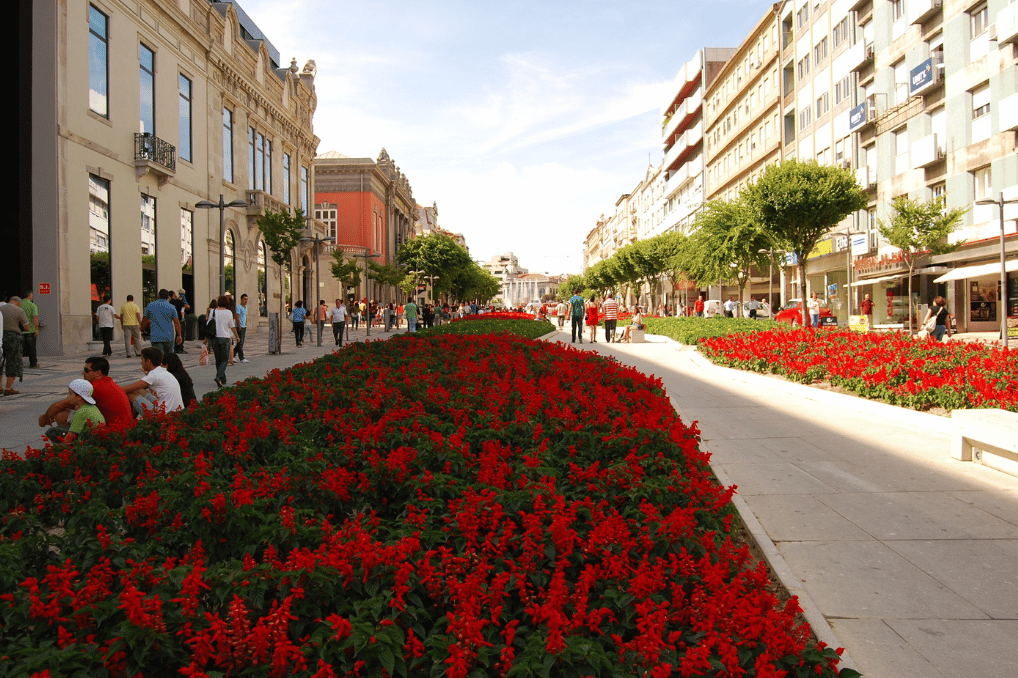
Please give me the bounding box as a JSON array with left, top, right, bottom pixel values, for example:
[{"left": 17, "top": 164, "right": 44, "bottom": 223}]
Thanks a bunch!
[
  {"left": 350, "top": 300, "right": 359, "bottom": 330},
  {"left": 807, "top": 292, "right": 821, "bottom": 328},
  {"left": 117, "top": 294, "right": 143, "bottom": 357},
  {"left": 168, "top": 290, "right": 190, "bottom": 354},
  {"left": 291, "top": 301, "right": 307, "bottom": 347},
  {"left": 922, "top": 296, "right": 952, "bottom": 342},
  {"left": 695, "top": 295, "right": 705, "bottom": 317},
  {"left": 405, "top": 299, "right": 420, "bottom": 333},
  {"left": 330, "top": 299, "right": 347, "bottom": 347},
  {"left": 236, "top": 294, "right": 249, "bottom": 363},
  {"left": 205, "top": 296, "right": 240, "bottom": 388},
  {"left": 316, "top": 300, "right": 328, "bottom": 345},
  {"left": 602, "top": 293, "right": 619, "bottom": 343},
  {"left": 94, "top": 295, "right": 116, "bottom": 357},
  {"left": 568, "top": 288, "right": 585, "bottom": 344},
  {"left": 2, "top": 296, "right": 30, "bottom": 395},
  {"left": 20, "top": 291, "right": 39, "bottom": 368},
  {"left": 586, "top": 296, "right": 599, "bottom": 343},
  {"left": 141, "top": 289, "right": 182, "bottom": 356}
]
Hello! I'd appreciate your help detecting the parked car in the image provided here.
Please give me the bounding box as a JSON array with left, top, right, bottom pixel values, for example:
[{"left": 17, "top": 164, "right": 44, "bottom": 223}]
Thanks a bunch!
[
  {"left": 773, "top": 299, "right": 834, "bottom": 326},
  {"left": 703, "top": 299, "right": 724, "bottom": 318},
  {"left": 743, "top": 300, "right": 772, "bottom": 318}
]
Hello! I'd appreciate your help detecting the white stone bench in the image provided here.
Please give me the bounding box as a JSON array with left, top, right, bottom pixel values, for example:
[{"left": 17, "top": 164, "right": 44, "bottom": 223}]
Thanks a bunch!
[{"left": 951, "top": 409, "right": 1018, "bottom": 477}]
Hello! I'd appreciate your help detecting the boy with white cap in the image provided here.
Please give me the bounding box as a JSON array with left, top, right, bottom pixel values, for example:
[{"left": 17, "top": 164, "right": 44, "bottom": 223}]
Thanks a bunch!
[{"left": 45, "top": 379, "right": 106, "bottom": 443}]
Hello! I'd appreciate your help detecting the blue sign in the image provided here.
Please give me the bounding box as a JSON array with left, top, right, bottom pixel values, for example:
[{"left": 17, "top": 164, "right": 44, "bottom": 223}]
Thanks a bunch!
[
  {"left": 784, "top": 252, "right": 800, "bottom": 266},
  {"left": 849, "top": 102, "right": 868, "bottom": 131},
  {"left": 909, "top": 58, "right": 935, "bottom": 95}
]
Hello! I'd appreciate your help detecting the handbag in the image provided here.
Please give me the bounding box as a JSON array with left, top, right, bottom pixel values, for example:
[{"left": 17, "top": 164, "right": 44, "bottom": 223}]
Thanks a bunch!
[
  {"left": 205, "top": 309, "right": 218, "bottom": 338},
  {"left": 199, "top": 344, "right": 209, "bottom": 366},
  {"left": 923, "top": 313, "right": 937, "bottom": 333}
]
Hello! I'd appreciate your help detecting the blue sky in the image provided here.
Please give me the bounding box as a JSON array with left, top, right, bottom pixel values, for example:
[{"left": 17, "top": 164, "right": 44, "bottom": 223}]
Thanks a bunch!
[{"left": 241, "top": 0, "right": 777, "bottom": 275}]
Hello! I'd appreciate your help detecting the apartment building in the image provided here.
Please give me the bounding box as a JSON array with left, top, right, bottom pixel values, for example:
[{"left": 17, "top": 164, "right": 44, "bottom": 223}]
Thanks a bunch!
[
  {"left": 22, "top": 0, "right": 320, "bottom": 355},
  {"left": 846, "top": 0, "right": 1018, "bottom": 332},
  {"left": 661, "top": 48, "right": 738, "bottom": 234}
]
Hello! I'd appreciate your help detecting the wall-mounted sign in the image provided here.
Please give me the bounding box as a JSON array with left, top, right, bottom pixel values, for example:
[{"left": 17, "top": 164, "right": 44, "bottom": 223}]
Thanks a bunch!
[
  {"left": 851, "top": 233, "right": 869, "bottom": 257},
  {"left": 909, "top": 58, "right": 936, "bottom": 95},
  {"left": 849, "top": 102, "right": 868, "bottom": 131}
]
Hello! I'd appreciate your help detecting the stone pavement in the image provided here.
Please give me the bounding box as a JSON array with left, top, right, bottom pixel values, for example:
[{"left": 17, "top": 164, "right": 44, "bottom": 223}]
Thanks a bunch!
[
  {"left": 545, "top": 328, "right": 1018, "bottom": 678},
  {"left": 0, "top": 323, "right": 401, "bottom": 455}
]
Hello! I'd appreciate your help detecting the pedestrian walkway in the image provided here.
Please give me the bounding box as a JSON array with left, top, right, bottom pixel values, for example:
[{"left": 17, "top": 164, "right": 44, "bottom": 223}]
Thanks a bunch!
[
  {"left": 0, "top": 323, "right": 400, "bottom": 455},
  {"left": 544, "top": 327, "right": 1018, "bottom": 678}
]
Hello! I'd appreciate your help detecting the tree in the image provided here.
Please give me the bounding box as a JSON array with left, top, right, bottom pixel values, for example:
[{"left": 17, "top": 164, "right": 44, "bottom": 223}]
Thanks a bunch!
[
  {"left": 257, "top": 207, "right": 306, "bottom": 351},
  {"left": 744, "top": 160, "right": 867, "bottom": 327},
  {"left": 879, "top": 195, "right": 967, "bottom": 333},
  {"left": 330, "top": 250, "right": 362, "bottom": 300},
  {"left": 685, "top": 197, "right": 775, "bottom": 316},
  {"left": 397, "top": 234, "right": 472, "bottom": 300},
  {"left": 366, "top": 261, "right": 405, "bottom": 301}
]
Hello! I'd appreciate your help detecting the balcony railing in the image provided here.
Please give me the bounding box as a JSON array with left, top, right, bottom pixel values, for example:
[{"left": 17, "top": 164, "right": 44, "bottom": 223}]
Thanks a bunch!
[{"left": 134, "top": 133, "right": 175, "bottom": 172}]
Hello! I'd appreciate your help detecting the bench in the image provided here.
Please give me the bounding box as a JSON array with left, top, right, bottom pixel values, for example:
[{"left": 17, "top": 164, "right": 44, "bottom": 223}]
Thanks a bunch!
[
  {"left": 614, "top": 327, "right": 645, "bottom": 343},
  {"left": 951, "top": 409, "right": 1018, "bottom": 478}
]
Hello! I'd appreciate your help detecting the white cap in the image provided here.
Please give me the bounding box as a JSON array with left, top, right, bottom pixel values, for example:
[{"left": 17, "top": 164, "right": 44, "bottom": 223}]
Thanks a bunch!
[{"left": 68, "top": 379, "right": 96, "bottom": 404}]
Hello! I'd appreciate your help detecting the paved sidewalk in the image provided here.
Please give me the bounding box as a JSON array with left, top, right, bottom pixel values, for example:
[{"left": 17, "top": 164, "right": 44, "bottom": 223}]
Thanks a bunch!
[
  {"left": 547, "top": 328, "right": 1018, "bottom": 678},
  {"left": 0, "top": 324, "right": 401, "bottom": 455}
]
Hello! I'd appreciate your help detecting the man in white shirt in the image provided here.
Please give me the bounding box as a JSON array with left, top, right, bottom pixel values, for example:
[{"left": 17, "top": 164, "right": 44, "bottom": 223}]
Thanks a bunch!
[
  {"left": 330, "top": 299, "right": 348, "bottom": 347},
  {"left": 123, "top": 347, "right": 184, "bottom": 416},
  {"left": 723, "top": 297, "right": 738, "bottom": 318},
  {"left": 556, "top": 300, "right": 567, "bottom": 330},
  {"left": 94, "top": 295, "right": 116, "bottom": 357}
]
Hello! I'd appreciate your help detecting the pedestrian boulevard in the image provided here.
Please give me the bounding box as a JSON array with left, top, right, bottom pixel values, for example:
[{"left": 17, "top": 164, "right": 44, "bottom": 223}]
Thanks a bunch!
[{"left": 547, "top": 328, "right": 1018, "bottom": 678}]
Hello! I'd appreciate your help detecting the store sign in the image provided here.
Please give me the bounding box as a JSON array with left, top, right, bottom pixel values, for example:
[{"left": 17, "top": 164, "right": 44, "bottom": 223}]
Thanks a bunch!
[
  {"left": 909, "top": 58, "right": 935, "bottom": 95},
  {"left": 784, "top": 253, "right": 800, "bottom": 266},
  {"left": 854, "top": 251, "right": 906, "bottom": 274},
  {"left": 849, "top": 102, "right": 868, "bottom": 131},
  {"left": 851, "top": 233, "right": 869, "bottom": 257},
  {"left": 810, "top": 238, "right": 834, "bottom": 258},
  {"left": 848, "top": 315, "right": 870, "bottom": 332},
  {"left": 38, "top": 283, "right": 51, "bottom": 295}
]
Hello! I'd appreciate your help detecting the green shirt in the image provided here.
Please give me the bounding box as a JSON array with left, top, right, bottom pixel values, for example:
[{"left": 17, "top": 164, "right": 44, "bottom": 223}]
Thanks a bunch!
[
  {"left": 69, "top": 404, "right": 105, "bottom": 435},
  {"left": 21, "top": 299, "right": 38, "bottom": 335},
  {"left": 405, "top": 302, "right": 419, "bottom": 321}
]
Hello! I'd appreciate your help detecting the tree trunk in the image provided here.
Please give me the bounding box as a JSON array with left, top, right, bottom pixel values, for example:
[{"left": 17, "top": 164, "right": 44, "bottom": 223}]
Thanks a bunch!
[{"left": 799, "top": 261, "right": 811, "bottom": 328}]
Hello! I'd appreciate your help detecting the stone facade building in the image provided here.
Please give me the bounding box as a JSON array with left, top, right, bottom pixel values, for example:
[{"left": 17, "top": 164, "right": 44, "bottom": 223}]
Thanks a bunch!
[{"left": 21, "top": 0, "right": 320, "bottom": 355}]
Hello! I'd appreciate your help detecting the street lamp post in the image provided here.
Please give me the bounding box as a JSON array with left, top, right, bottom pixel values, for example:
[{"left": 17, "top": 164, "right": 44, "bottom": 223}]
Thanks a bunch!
[
  {"left": 758, "top": 248, "right": 786, "bottom": 318},
  {"left": 975, "top": 194, "right": 1017, "bottom": 347},
  {"left": 352, "top": 250, "right": 381, "bottom": 337},
  {"left": 840, "top": 231, "right": 865, "bottom": 317},
  {"left": 195, "top": 194, "right": 249, "bottom": 296},
  {"left": 300, "top": 232, "right": 336, "bottom": 346}
]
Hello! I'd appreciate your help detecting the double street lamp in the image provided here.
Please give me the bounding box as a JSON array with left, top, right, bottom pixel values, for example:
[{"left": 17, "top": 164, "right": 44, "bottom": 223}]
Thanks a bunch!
[
  {"left": 195, "top": 194, "right": 249, "bottom": 296},
  {"left": 299, "top": 232, "right": 335, "bottom": 346},
  {"left": 974, "top": 193, "right": 1017, "bottom": 347}
]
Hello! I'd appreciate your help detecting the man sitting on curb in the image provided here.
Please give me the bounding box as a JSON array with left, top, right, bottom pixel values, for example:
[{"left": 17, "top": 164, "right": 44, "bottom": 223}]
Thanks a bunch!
[
  {"left": 38, "top": 357, "right": 134, "bottom": 433},
  {"left": 123, "top": 347, "right": 184, "bottom": 417},
  {"left": 44, "top": 379, "right": 106, "bottom": 444}
]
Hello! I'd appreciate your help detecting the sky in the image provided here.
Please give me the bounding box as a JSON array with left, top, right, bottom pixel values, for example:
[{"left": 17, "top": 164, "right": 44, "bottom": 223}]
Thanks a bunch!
[{"left": 240, "top": 0, "right": 779, "bottom": 276}]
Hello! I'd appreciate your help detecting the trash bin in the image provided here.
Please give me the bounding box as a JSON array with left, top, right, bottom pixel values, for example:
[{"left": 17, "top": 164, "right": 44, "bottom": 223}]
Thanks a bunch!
[
  {"left": 184, "top": 314, "right": 198, "bottom": 341},
  {"left": 197, "top": 313, "right": 207, "bottom": 341}
]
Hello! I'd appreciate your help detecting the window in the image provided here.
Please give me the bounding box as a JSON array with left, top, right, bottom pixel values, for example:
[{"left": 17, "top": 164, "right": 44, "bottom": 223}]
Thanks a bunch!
[
  {"left": 796, "top": 5, "right": 810, "bottom": 29},
  {"left": 931, "top": 182, "right": 946, "bottom": 202},
  {"left": 832, "top": 17, "right": 849, "bottom": 49},
  {"left": 178, "top": 75, "right": 192, "bottom": 162},
  {"left": 971, "top": 83, "right": 991, "bottom": 142},
  {"left": 223, "top": 108, "right": 234, "bottom": 183},
  {"left": 894, "top": 128, "right": 909, "bottom": 175},
  {"left": 892, "top": 0, "right": 905, "bottom": 22},
  {"left": 255, "top": 132, "right": 265, "bottom": 191},
  {"left": 970, "top": 3, "right": 989, "bottom": 37},
  {"left": 141, "top": 194, "right": 157, "bottom": 306},
  {"left": 315, "top": 205, "right": 337, "bottom": 239},
  {"left": 835, "top": 75, "right": 853, "bottom": 104},
  {"left": 815, "top": 92, "right": 830, "bottom": 118},
  {"left": 265, "top": 140, "right": 273, "bottom": 195},
  {"left": 799, "top": 107, "right": 812, "bottom": 130},
  {"left": 797, "top": 56, "right": 810, "bottom": 80},
  {"left": 283, "top": 153, "right": 291, "bottom": 204},
  {"left": 813, "top": 37, "right": 828, "bottom": 67},
  {"left": 88, "top": 5, "right": 109, "bottom": 117},
  {"left": 894, "top": 59, "right": 908, "bottom": 105},
  {"left": 300, "top": 165, "right": 309, "bottom": 212},
  {"left": 248, "top": 127, "right": 256, "bottom": 190},
  {"left": 89, "top": 175, "right": 112, "bottom": 327},
  {"left": 181, "top": 209, "right": 193, "bottom": 275},
  {"left": 139, "top": 44, "right": 155, "bottom": 135},
  {"left": 974, "top": 165, "right": 993, "bottom": 222}
]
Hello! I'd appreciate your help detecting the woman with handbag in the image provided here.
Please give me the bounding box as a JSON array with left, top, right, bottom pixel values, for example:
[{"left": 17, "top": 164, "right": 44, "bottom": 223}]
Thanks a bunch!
[
  {"left": 204, "top": 296, "right": 239, "bottom": 388},
  {"left": 921, "top": 296, "right": 951, "bottom": 342}
]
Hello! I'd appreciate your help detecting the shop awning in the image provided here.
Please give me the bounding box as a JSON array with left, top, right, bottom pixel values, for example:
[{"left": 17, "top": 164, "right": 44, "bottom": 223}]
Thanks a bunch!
[
  {"left": 849, "top": 273, "right": 907, "bottom": 287},
  {"left": 933, "top": 259, "right": 1018, "bottom": 283}
]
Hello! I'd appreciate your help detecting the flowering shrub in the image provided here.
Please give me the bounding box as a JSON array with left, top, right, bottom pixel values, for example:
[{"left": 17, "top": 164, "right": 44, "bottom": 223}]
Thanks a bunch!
[
  {"left": 452, "top": 312, "right": 540, "bottom": 322},
  {"left": 642, "top": 317, "right": 784, "bottom": 345},
  {"left": 700, "top": 327, "right": 1018, "bottom": 411},
  {"left": 1, "top": 331, "right": 853, "bottom": 677}
]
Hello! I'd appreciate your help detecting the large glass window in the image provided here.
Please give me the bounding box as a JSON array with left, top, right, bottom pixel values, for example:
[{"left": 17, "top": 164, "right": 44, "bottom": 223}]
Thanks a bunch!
[
  {"left": 248, "top": 127, "right": 255, "bottom": 190},
  {"left": 266, "top": 140, "right": 273, "bottom": 195},
  {"left": 181, "top": 209, "right": 193, "bottom": 276},
  {"left": 141, "top": 195, "right": 157, "bottom": 306},
  {"left": 224, "top": 229, "right": 236, "bottom": 297},
  {"left": 89, "top": 175, "right": 112, "bottom": 333},
  {"left": 283, "top": 153, "right": 291, "bottom": 204},
  {"left": 223, "top": 108, "right": 234, "bottom": 183},
  {"left": 178, "top": 74, "right": 192, "bottom": 162},
  {"left": 255, "top": 132, "right": 265, "bottom": 191},
  {"left": 971, "top": 83, "right": 991, "bottom": 143},
  {"left": 258, "top": 241, "right": 268, "bottom": 317},
  {"left": 300, "top": 165, "right": 309, "bottom": 212},
  {"left": 88, "top": 5, "right": 109, "bottom": 117},
  {"left": 139, "top": 44, "right": 155, "bottom": 135}
]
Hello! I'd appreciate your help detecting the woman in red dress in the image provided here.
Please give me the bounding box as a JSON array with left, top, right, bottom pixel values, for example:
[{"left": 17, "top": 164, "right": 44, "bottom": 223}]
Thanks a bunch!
[{"left": 586, "top": 297, "right": 599, "bottom": 343}]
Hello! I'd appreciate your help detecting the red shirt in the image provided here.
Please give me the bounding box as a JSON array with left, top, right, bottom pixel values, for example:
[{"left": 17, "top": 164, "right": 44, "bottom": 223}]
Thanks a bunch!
[
  {"left": 860, "top": 298, "right": 874, "bottom": 315},
  {"left": 90, "top": 375, "right": 134, "bottom": 429},
  {"left": 694, "top": 299, "right": 705, "bottom": 313}
]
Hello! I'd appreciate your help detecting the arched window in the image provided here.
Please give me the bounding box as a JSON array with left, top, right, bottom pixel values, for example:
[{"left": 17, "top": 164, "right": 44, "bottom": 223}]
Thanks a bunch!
[
  {"left": 258, "top": 240, "right": 268, "bottom": 316},
  {"left": 224, "top": 229, "right": 236, "bottom": 297}
]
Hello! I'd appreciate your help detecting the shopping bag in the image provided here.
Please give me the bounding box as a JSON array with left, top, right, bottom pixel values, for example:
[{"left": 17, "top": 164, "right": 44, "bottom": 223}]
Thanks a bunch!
[{"left": 199, "top": 344, "right": 209, "bottom": 366}]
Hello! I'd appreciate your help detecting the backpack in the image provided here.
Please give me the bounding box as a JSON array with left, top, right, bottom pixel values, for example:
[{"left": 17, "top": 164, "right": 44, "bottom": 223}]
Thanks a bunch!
[{"left": 205, "top": 309, "right": 217, "bottom": 338}]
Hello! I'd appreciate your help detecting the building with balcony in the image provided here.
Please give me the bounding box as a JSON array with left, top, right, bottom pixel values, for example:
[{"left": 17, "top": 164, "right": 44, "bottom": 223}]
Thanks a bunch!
[
  {"left": 20, "top": 0, "right": 320, "bottom": 355},
  {"left": 661, "top": 47, "right": 738, "bottom": 234},
  {"left": 844, "top": 0, "right": 1018, "bottom": 334},
  {"left": 313, "top": 149, "right": 417, "bottom": 304}
]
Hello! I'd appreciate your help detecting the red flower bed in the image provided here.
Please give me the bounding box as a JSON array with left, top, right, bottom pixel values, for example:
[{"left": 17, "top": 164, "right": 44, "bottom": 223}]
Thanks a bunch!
[
  {"left": 1, "top": 333, "right": 851, "bottom": 677},
  {"left": 451, "top": 311, "right": 541, "bottom": 322},
  {"left": 699, "top": 328, "right": 1018, "bottom": 412}
]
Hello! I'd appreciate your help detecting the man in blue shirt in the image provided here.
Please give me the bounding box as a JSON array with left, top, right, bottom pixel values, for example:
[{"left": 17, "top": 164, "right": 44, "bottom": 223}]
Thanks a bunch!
[
  {"left": 569, "top": 289, "right": 585, "bottom": 344},
  {"left": 236, "top": 294, "right": 249, "bottom": 363},
  {"left": 141, "top": 289, "right": 182, "bottom": 356}
]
